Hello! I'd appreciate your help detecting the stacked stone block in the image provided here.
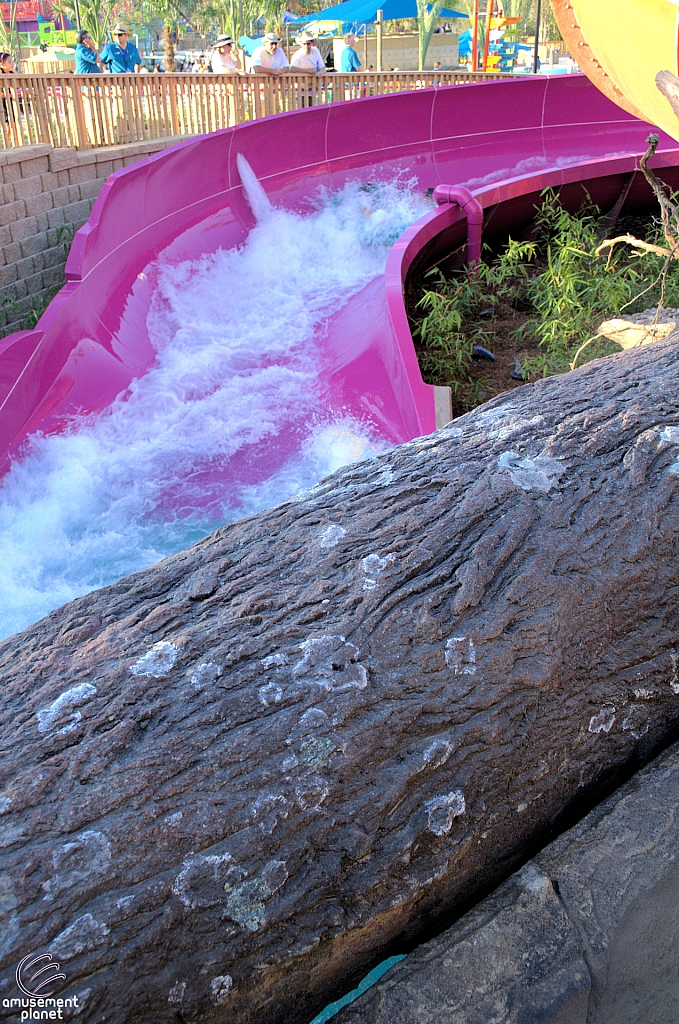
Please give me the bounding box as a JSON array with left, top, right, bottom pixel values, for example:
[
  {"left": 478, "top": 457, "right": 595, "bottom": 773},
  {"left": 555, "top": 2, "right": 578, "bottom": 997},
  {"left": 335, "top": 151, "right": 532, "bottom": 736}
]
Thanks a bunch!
[{"left": 0, "top": 138, "right": 183, "bottom": 337}]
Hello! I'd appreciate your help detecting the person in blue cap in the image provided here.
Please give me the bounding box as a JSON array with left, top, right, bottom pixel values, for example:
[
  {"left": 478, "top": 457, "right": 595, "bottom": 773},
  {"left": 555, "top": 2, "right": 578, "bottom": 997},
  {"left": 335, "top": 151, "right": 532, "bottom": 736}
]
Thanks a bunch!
[
  {"left": 75, "top": 30, "right": 103, "bottom": 73},
  {"left": 100, "top": 24, "right": 142, "bottom": 73}
]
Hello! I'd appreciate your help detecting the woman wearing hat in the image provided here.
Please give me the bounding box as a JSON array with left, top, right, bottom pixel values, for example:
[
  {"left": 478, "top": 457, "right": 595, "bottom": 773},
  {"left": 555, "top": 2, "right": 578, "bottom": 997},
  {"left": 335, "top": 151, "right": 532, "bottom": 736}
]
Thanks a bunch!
[
  {"left": 210, "top": 35, "right": 242, "bottom": 73},
  {"left": 250, "top": 33, "right": 289, "bottom": 76}
]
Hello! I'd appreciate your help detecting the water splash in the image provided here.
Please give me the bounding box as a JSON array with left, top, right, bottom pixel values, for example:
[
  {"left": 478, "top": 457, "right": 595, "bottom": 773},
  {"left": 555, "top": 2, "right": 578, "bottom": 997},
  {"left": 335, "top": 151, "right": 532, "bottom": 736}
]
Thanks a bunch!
[
  {"left": 0, "top": 178, "right": 431, "bottom": 640},
  {"left": 237, "top": 152, "right": 274, "bottom": 223}
]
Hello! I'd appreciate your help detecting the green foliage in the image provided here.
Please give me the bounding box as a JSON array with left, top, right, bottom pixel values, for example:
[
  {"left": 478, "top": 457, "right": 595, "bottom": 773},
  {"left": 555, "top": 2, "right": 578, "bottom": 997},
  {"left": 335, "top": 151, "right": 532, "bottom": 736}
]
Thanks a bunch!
[
  {"left": 416, "top": 0, "right": 443, "bottom": 71},
  {"left": 52, "top": 0, "right": 114, "bottom": 48},
  {"left": 415, "top": 237, "right": 535, "bottom": 401},
  {"left": 519, "top": 191, "right": 679, "bottom": 376},
  {"left": 1, "top": 285, "right": 61, "bottom": 334},
  {"left": 415, "top": 189, "right": 679, "bottom": 394},
  {"left": 56, "top": 223, "right": 76, "bottom": 256}
]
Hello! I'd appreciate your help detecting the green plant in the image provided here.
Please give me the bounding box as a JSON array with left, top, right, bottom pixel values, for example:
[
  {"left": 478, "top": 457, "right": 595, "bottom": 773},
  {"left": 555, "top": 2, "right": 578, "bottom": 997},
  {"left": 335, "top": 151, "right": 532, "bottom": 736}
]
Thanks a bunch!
[
  {"left": 415, "top": 238, "right": 536, "bottom": 398},
  {"left": 416, "top": 276, "right": 475, "bottom": 396},
  {"left": 52, "top": 0, "right": 115, "bottom": 49},
  {"left": 519, "top": 188, "right": 679, "bottom": 376},
  {"left": 416, "top": 0, "right": 444, "bottom": 71},
  {"left": 414, "top": 243, "right": 532, "bottom": 408},
  {"left": 0, "top": 285, "right": 61, "bottom": 335},
  {"left": 413, "top": 186, "right": 679, "bottom": 407},
  {"left": 56, "top": 223, "right": 76, "bottom": 257}
]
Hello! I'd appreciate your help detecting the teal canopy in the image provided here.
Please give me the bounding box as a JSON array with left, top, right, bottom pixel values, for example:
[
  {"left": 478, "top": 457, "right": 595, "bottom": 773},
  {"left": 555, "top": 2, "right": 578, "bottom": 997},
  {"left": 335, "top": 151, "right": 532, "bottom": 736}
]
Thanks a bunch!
[{"left": 296, "top": 0, "right": 468, "bottom": 24}]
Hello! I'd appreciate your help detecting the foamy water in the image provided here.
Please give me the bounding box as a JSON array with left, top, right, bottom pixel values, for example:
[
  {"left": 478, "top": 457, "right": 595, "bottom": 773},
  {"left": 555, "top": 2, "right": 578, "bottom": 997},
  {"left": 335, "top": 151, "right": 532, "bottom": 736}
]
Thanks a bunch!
[{"left": 0, "top": 170, "right": 431, "bottom": 641}]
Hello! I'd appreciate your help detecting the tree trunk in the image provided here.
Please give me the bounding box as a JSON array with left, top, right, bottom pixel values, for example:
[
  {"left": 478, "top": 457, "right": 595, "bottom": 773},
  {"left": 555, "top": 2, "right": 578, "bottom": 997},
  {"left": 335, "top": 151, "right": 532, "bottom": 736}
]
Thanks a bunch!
[
  {"left": 3, "top": 341, "right": 679, "bottom": 1023},
  {"left": 162, "top": 21, "right": 175, "bottom": 72}
]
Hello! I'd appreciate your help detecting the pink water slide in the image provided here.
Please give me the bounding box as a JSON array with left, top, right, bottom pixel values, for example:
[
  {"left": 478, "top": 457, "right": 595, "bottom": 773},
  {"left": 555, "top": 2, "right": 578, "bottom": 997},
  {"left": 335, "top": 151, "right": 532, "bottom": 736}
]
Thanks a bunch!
[{"left": 1, "top": 74, "right": 678, "bottom": 472}]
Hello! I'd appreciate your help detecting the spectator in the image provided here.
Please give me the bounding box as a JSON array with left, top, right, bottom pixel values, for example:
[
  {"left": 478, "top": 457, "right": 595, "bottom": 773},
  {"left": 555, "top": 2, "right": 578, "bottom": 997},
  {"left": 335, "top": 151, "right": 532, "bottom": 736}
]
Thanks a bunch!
[
  {"left": 290, "top": 32, "right": 325, "bottom": 73},
  {"left": 341, "top": 34, "right": 361, "bottom": 72},
  {"left": 0, "top": 51, "right": 19, "bottom": 125},
  {"left": 100, "top": 25, "right": 142, "bottom": 73},
  {"left": 75, "top": 30, "right": 103, "bottom": 74},
  {"left": 250, "top": 33, "right": 288, "bottom": 76},
  {"left": 210, "top": 35, "right": 242, "bottom": 73}
]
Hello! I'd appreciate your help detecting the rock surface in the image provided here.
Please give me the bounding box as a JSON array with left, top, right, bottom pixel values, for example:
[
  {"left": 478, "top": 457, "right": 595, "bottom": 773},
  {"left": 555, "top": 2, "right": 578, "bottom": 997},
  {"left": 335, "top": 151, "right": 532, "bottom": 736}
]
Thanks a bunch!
[
  {"left": 3, "top": 341, "right": 679, "bottom": 1023},
  {"left": 335, "top": 736, "right": 679, "bottom": 1024}
]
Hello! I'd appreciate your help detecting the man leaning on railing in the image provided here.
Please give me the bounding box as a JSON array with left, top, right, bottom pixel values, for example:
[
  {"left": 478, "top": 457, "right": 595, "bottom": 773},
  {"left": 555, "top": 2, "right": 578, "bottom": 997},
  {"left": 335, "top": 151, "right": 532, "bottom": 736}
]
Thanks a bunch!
[
  {"left": 250, "top": 33, "right": 289, "bottom": 77},
  {"left": 290, "top": 33, "right": 326, "bottom": 75},
  {"left": 100, "top": 25, "right": 142, "bottom": 73}
]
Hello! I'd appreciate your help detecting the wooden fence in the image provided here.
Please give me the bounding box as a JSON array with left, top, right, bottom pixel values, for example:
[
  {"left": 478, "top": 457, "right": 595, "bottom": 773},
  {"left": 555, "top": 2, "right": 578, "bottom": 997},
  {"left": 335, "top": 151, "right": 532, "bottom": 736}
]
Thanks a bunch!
[{"left": 0, "top": 70, "right": 511, "bottom": 151}]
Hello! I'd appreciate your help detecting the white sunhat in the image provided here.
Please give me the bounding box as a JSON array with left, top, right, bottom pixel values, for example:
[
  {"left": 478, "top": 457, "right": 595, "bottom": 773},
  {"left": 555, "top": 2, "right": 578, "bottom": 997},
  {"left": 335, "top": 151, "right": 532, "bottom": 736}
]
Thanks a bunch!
[
  {"left": 296, "top": 32, "right": 315, "bottom": 44},
  {"left": 263, "top": 32, "right": 282, "bottom": 43},
  {"left": 215, "top": 34, "right": 233, "bottom": 45}
]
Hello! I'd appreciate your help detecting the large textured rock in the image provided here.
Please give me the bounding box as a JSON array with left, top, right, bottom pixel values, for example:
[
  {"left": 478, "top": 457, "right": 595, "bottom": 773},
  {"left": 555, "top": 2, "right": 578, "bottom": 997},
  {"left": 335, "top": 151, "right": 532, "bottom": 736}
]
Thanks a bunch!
[
  {"left": 335, "top": 736, "right": 679, "bottom": 1024},
  {"left": 3, "top": 341, "right": 679, "bottom": 1024}
]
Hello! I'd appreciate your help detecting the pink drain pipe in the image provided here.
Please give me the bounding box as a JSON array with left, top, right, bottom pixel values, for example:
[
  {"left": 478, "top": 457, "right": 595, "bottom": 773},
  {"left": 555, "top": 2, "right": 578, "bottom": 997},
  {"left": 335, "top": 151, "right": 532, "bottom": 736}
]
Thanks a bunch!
[{"left": 433, "top": 184, "right": 484, "bottom": 274}]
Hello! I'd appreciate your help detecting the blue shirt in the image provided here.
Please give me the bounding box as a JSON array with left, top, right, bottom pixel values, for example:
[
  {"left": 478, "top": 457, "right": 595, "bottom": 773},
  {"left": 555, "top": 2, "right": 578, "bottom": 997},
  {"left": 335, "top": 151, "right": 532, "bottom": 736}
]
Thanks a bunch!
[
  {"left": 100, "top": 40, "right": 141, "bottom": 73},
  {"left": 75, "top": 44, "right": 101, "bottom": 73},
  {"left": 341, "top": 45, "right": 361, "bottom": 72}
]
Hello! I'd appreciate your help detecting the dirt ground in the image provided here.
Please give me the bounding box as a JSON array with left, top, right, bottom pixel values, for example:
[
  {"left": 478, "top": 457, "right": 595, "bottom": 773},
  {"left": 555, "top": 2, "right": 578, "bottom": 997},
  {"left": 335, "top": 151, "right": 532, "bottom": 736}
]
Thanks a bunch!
[{"left": 464, "top": 307, "right": 541, "bottom": 406}]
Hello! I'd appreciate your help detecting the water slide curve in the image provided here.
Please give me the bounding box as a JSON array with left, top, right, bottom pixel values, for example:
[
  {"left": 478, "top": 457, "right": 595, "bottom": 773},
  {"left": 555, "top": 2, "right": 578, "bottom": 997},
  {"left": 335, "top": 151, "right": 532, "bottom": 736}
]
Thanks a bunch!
[{"left": 1, "top": 74, "right": 679, "bottom": 494}]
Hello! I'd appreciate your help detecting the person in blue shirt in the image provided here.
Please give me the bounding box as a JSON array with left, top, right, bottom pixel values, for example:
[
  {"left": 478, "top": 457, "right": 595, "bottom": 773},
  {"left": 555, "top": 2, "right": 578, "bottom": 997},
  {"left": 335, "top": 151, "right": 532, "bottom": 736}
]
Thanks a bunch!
[
  {"left": 75, "top": 31, "right": 102, "bottom": 74},
  {"left": 100, "top": 24, "right": 142, "bottom": 73},
  {"left": 340, "top": 34, "right": 362, "bottom": 73}
]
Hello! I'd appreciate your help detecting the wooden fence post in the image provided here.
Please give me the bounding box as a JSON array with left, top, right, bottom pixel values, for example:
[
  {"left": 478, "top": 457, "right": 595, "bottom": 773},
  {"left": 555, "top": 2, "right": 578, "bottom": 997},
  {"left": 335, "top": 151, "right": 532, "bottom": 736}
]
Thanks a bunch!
[
  {"left": 70, "top": 76, "right": 90, "bottom": 149},
  {"left": 168, "top": 75, "right": 180, "bottom": 137}
]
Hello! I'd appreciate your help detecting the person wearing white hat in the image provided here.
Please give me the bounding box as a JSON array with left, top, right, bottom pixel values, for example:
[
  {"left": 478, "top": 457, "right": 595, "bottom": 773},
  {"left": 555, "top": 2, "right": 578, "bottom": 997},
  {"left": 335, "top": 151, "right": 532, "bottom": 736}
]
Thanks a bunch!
[
  {"left": 290, "top": 32, "right": 325, "bottom": 73},
  {"left": 100, "top": 24, "right": 141, "bottom": 73},
  {"left": 210, "top": 35, "right": 242, "bottom": 73},
  {"left": 251, "top": 32, "right": 289, "bottom": 76}
]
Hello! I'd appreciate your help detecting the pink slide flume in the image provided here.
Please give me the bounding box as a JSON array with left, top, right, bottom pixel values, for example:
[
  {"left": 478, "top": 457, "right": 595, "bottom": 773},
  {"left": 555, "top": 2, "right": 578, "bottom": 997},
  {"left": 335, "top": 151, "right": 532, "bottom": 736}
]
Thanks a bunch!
[{"left": 0, "top": 74, "right": 677, "bottom": 640}]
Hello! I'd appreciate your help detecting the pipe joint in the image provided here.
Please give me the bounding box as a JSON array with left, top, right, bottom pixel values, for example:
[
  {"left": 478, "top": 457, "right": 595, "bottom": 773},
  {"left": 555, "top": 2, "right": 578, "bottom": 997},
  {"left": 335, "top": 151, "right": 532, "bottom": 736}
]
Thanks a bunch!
[{"left": 433, "top": 184, "right": 483, "bottom": 271}]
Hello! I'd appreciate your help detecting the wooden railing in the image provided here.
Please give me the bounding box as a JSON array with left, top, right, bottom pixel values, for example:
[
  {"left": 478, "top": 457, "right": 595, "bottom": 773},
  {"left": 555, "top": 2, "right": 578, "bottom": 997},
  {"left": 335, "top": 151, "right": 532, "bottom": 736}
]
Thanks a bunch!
[{"left": 0, "top": 70, "right": 511, "bottom": 150}]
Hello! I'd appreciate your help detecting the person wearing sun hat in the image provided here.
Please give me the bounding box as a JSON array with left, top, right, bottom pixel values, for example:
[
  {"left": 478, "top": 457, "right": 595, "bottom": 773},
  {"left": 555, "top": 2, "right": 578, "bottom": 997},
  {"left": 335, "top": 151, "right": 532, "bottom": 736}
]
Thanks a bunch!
[
  {"left": 250, "top": 32, "right": 289, "bottom": 76},
  {"left": 290, "top": 31, "right": 325, "bottom": 73},
  {"left": 100, "top": 24, "right": 142, "bottom": 73},
  {"left": 210, "top": 34, "right": 242, "bottom": 73}
]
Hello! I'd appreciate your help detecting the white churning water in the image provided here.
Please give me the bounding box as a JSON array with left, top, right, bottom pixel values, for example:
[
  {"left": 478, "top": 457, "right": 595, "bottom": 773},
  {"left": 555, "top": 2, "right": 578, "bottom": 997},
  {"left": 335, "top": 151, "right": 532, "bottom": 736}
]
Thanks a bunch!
[{"left": 0, "top": 162, "right": 431, "bottom": 640}]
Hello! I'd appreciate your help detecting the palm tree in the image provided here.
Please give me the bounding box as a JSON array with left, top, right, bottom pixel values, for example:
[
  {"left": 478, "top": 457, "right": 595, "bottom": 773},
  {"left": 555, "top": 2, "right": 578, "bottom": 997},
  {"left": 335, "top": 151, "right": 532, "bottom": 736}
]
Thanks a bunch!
[
  {"left": 52, "top": 0, "right": 113, "bottom": 49},
  {"left": 416, "top": 0, "right": 444, "bottom": 70}
]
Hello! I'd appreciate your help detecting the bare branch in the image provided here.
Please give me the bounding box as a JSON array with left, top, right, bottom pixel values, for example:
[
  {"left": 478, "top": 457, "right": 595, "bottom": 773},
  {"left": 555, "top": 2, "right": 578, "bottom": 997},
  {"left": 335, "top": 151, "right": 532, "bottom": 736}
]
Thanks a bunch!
[
  {"left": 595, "top": 233, "right": 675, "bottom": 260},
  {"left": 640, "top": 130, "right": 679, "bottom": 251}
]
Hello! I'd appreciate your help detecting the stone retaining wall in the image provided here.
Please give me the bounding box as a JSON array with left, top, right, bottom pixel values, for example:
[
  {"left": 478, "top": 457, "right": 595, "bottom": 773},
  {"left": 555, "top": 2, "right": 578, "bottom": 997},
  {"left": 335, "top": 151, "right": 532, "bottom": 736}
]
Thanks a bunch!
[{"left": 0, "top": 138, "right": 183, "bottom": 337}]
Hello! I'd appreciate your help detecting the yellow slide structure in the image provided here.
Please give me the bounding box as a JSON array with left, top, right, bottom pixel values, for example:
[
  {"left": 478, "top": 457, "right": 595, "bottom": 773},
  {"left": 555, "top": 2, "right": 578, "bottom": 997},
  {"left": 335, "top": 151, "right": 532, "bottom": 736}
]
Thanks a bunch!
[{"left": 552, "top": 0, "right": 679, "bottom": 141}]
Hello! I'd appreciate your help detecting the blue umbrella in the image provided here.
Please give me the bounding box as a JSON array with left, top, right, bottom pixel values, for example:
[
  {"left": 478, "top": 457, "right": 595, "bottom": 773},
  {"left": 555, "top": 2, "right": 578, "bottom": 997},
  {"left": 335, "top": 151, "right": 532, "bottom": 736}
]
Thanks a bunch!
[{"left": 295, "top": 0, "right": 468, "bottom": 23}]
